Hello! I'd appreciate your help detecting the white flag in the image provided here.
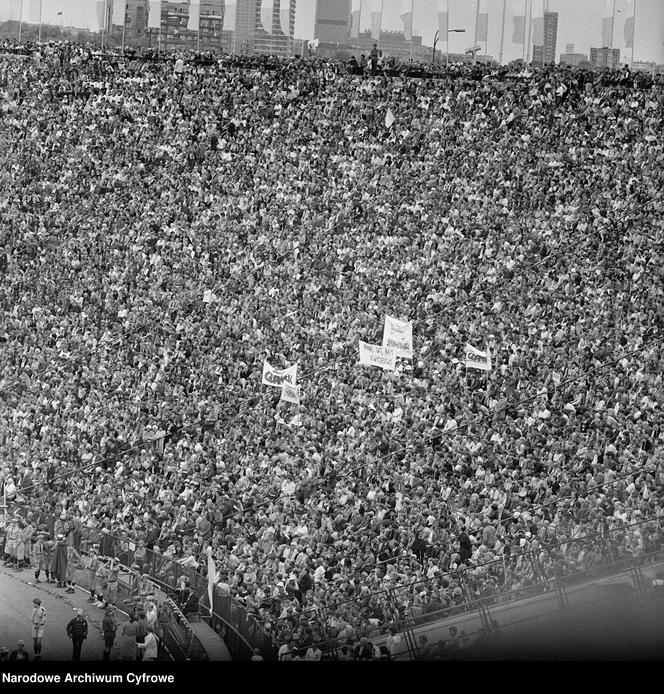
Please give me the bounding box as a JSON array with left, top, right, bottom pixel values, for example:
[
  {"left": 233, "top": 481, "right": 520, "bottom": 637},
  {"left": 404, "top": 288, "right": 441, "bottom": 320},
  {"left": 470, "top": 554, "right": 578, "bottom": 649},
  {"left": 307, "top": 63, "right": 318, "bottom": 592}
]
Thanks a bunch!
[
  {"left": 188, "top": 0, "right": 200, "bottom": 32},
  {"left": 385, "top": 108, "right": 395, "bottom": 128},
  {"left": 279, "top": 0, "right": 290, "bottom": 36},
  {"left": 437, "top": 0, "right": 448, "bottom": 37},
  {"left": 147, "top": 0, "right": 162, "bottom": 29},
  {"left": 400, "top": 0, "right": 412, "bottom": 41},
  {"left": 464, "top": 343, "right": 492, "bottom": 371},
  {"left": 261, "top": 0, "right": 274, "bottom": 34},
  {"left": 382, "top": 315, "right": 413, "bottom": 359},
  {"left": 223, "top": 0, "right": 237, "bottom": 31},
  {"left": 280, "top": 383, "right": 301, "bottom": 405},
  {"left": 370, "top": 0, "right": 382, "bottom": 40},
  {"left": 262, "top": 361, "right": 297, "bottom": 388},
  {"left": 350, "top": 0, "right": 362, "bottom": 39},
  {"left": 111, "top": 0, "right": 126, "bottom": 26},
  {"left": 359, "top": 341, "right": 396, "bottom": 371}
]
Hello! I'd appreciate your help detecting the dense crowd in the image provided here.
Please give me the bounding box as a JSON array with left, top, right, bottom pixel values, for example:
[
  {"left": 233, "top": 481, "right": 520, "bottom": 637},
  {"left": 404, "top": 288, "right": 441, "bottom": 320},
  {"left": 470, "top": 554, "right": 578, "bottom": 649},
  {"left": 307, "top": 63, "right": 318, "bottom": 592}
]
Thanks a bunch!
[{"left": 0, "top": 40, "right": 663, "bottom": 659}]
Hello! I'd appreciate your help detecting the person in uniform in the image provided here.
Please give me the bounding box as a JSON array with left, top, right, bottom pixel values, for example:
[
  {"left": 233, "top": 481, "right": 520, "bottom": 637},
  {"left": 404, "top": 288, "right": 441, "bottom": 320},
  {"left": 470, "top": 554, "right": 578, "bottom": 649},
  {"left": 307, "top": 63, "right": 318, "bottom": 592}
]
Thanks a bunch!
[
  {"left": 51, "top": 534, "right": 69, "bottom": 588},
  {"left": 104, "top": 558, "right": 119, "bottom": 609},
  {"left": 102, "top": 608, "right": 117, "bottom": 661},
  {"left": 86, "top": 546, "right": 100, "bottom": 602},
  {"left": 65, "top": 543, "right": 82, "bottom": 594},
  {"left": 30, "top": 597, "right": 46, "bottom": 661}
]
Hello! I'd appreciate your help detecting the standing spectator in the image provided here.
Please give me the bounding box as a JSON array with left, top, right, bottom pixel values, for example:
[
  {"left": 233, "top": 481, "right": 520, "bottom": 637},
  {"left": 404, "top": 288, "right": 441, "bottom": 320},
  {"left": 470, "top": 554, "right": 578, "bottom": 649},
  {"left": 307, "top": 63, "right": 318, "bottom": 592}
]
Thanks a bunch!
[
  {"left": 116, "top": 614, "right": 139, "bottom": 661},
  {"left": 65, "top": 610, "right": 88, "bottom": 661},
  {"left": 137, "top": 626, "right": 160, "bottom": 661},
  {"left": 102, "top": 608, "right": 117, "bottom": 661},
  {"left": 51, "top": 535, "right": 68, "bottom": 588}
]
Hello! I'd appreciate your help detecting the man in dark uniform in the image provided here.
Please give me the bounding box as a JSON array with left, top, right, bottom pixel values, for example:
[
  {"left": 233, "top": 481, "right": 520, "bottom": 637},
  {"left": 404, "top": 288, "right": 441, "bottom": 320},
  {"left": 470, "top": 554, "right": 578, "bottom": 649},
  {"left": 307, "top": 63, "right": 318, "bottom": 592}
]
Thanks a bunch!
[{"left": 66, "top": 610, "right": 88, "bottom": 661}]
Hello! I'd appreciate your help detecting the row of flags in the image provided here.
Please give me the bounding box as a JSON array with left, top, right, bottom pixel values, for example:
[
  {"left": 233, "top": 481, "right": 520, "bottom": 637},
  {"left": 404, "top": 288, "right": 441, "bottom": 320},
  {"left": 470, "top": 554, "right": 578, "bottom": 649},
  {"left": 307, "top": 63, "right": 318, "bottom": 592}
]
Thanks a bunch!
[
  {"left": 352, "top": 0, "right": 635, "bottom": 51},
  {"left": 260, "top": 314, "right": 493, "bottom": 407}
]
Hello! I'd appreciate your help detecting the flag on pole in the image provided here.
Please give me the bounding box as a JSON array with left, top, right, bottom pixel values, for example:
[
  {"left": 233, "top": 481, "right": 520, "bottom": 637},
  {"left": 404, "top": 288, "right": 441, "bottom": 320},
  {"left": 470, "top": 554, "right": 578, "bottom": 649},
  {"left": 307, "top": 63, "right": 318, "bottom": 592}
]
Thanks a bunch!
[
  {"left": 147, "top": 0, "right": 161, "bottom": 29},
  {"left": 111, "top": 0, "right": 126, "bottom": 26},
  {"left": 512, "top": 14, "right": 525, "bottom": 44},
  {"left": 476, "top": 11, "right": 488, "bottom": 42},
  {"left": 601, "top": 0, "right": 612, "bottom": 46},
  {"left": 206, "top": 547, "right": 217, "bottom": 615},
  {"left": 279, "top": 0, "right": 290, "bottom": 36},
  {"left": 437, "top": 0, "right": 448, "bottom": 37},
  {"left": 97, "top": 0, "right": 108, "bottom": 31},
  {"left": 385, "top": 108, "right": 395, "bottom": 128},
  {"left": 261, "top": 0, "right": 274, "bottom": 33},
  {"left": 370, "top": 0, "right": 382, "bottom": 40},
  {"left": 223, "top": 0, "right": 237, "bottom": 31},
  {"left": 188, "top": 0, "right": 200, "bottom": 32},
  {"left": 400, "top": 0, "right": 412, "bottom": 41},
  {"left": 623, "top": 16, "right": 634, "bottom": 48},
  {"left": 350, "top": 0, "right": 362, "bottom": 39},
  {"left": 28, "top": 0, "right": 41, "bottom": 24}
]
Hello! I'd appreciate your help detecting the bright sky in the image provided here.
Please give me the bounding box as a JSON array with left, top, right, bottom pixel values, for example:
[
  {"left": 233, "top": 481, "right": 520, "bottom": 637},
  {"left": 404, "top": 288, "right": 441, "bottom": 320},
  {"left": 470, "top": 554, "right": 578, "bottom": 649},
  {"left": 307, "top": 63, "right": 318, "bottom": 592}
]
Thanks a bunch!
[{"left": 1, "top": 0, "right": 662, "bottom": 63}]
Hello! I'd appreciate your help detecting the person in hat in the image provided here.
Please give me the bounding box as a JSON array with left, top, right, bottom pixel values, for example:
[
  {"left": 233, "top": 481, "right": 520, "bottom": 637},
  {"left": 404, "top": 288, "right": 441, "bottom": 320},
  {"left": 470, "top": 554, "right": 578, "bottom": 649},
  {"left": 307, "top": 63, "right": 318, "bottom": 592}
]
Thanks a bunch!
[
  {"left": 103, "top": 558, "right": 119, "bottom": 609},
  {"left": 3, "top": 517, "right": 20, "bottom": 568},
  {"left": 31, "top": 532, "right": 48, "bottom": 583},
  {"left": 31, "top": 597, "right": 46, "bottom": 660},
  {"left": 9, "top": 639, "right": 29, "bottom": 662},
  {"left": 14, "top": 519, "right": 26, "bottom": 571},
  {"left": 66, "top": 609, "right": 88, "bottom": 661},
  {"left": 94, "top": 558, "right": 110, "bottom": 607},
  {"left": 64, "top": 543, "right": 82, "bottom": 594},
  {"left": 86, "top": 547, "right": 100, "bottom": 602},
  {"left": 51, "top": 534, "right": 68, "bottom": 588}
]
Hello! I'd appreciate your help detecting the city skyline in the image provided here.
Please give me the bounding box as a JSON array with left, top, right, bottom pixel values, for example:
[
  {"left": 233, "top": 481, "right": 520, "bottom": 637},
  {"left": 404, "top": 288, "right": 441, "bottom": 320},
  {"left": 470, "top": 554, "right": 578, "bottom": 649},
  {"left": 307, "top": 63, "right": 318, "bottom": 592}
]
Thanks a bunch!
[{"left": 0, "top": 0, "right": 662, "bottom": 63}]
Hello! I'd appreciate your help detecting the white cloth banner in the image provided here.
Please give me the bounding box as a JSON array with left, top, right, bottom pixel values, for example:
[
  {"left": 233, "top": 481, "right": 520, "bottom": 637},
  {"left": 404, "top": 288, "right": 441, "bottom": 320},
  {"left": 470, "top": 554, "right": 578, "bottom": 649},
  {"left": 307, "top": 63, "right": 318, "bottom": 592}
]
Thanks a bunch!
[
  {"left": 262, "top": 361, "right": 297, "bottom": 388},
  {"left": 188, "top": 0, "right": 200, "bottom": 32},
  {"left": 28, "top": 0, "right": 41, "bottom": 24},
  {"left": 400, "top": 0, "right": 412, "bottom": 41},
  {"left": 359, "top": 341, "right": 396, "bottom": 371},
  {"left": 350, "top": 0, "right": 362, "bottom": 39},
  {"left": 385, "top": 108, "right": 395, "bottom": 128},
  {"left": 261, "top": 0, "right": 274, "bottom": 34},
  {"left": 202, "top": 289, "right": 218, "bottom": 303},
  {"left": 223, "top": 0, "right": 237, "bottom": 31},
  {"left": 370, "top": 0, "right": 382, "bottom": 40},
  {"left": 279, "top": 0, "right": 290, "bottom": 36},
  {"left": 437, "top": 0, "right": 448, "bottom": 37},
  {"left": 382, "top": 315, "right": 413, "bottom": 359},
  {"left": 464, "top": 343, "right": 492, "bottom": 371},
  {"left": 111, "top": 0, "right": 126, "bottom": 26},
  {"left": 147, "top": 0, "right": 162, "bottom": 29},
  {"left": 280, "top": 383, "right": 301, "bottom": 405}
]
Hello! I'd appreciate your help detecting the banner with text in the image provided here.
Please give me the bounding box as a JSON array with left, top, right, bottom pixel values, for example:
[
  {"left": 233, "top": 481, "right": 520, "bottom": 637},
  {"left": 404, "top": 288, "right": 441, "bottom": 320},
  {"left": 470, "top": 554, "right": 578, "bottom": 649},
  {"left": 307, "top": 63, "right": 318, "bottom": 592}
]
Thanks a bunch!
[
  {"left": 464, "top": 343, "right": 492, "bottom": 371},
  {"left": 359, "top": 341, "right": 397, "bottom": 371},
  {"left": 382, "top": 315, "right": 413, "bottom": 359},
  {"left": 262, "top": 362, "right": 298, "bottom": 388},
  {"left": 280, "top": 384, "right": 301, "bottom": 405}
]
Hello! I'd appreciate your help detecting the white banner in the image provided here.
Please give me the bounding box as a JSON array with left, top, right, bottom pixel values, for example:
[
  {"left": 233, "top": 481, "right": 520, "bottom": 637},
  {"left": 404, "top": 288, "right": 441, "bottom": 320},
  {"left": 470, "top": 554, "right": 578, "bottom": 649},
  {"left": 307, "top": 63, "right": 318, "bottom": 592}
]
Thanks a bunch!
[
  {"left": 280, "top": 383, "right": 301, "bottom": 405},
  {"left": 111, "top": 0, "right": 126, "bottom": 26},
  {"left": 147, "top": 0, "right": 162, "bottom": 29},
  {"left": 382, "top": 315, "right": 413, "bottom": 359},
  {"left": 187, "top": 0, "right": 200, "bottom": 32},
  {"left": 359, "top": 341, "right": 396, "bottom": 371},
  {"left": 260, "top": 0, "right": 274, "bottom": 34},
  {"left": 262, "top": 361, "right": 297, "bottom": 388},
  {"left": 464, "top": 343, "right": 492, "bottom": 371}
]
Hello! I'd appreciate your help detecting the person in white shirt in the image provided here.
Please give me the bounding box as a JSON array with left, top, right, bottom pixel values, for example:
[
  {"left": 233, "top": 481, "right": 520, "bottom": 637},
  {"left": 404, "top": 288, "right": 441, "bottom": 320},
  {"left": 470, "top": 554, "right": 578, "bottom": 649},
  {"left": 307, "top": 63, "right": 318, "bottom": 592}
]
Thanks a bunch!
[{"left": 137, "top": 627, "right": 159, "bottom": 661}]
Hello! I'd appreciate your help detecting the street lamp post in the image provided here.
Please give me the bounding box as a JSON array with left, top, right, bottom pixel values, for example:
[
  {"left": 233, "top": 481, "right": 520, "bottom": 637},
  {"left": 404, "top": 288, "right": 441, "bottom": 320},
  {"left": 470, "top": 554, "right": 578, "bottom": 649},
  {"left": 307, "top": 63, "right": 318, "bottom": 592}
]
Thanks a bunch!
[{"left": 446, "top": 28, "right": 466, "bottom": 68}]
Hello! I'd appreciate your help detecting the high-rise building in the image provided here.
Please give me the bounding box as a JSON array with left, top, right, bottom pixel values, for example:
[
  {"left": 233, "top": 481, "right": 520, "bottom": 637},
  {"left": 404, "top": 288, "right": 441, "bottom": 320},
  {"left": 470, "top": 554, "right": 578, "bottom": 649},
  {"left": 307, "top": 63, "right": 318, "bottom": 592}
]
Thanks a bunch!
[
  {"left": 543, "top": 11, "right": 558, "bottom": 64},
  {"left": 314, "top": 0, "right": 350, "bottom": 43},
  {"left": 254, "top": 0, "right": 297, "bottom": 56},
  {"left": 590, "top": 46, "right": 621, "bottom": 69},
  {"left": 532, "top": 11, "right": 557, "bottom": 67}
]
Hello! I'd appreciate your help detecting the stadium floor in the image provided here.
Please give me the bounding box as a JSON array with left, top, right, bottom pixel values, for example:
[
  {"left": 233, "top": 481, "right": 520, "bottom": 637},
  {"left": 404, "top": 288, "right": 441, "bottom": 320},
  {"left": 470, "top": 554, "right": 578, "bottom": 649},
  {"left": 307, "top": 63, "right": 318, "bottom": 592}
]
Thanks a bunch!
[{"left": 0, "top": 563, "right": 127, "bottom": 661}]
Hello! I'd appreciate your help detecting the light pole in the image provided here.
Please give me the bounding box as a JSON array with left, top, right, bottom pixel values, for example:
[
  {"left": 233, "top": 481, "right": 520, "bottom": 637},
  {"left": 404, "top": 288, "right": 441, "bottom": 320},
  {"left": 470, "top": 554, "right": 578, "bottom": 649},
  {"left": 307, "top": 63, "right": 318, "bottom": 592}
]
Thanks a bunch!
[{"left": 446, "top": 28, "right": 466, "bottom": 67}]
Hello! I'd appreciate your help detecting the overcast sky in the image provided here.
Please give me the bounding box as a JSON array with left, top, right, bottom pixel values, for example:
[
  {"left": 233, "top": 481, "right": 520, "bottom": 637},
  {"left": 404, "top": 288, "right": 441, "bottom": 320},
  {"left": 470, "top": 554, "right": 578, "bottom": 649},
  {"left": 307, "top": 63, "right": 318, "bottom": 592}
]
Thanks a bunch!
[{"left": 1, "top": 0, "right": 662, "bottom": 63}]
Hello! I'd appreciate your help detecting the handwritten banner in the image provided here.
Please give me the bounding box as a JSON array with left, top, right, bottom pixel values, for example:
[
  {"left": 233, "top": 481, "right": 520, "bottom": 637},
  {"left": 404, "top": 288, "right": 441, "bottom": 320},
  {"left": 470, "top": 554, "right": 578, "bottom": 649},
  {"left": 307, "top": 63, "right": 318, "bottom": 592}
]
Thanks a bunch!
[
  {"left": 280, "top": 384, "right": 301, "bottom": 405},
  {"left": 464, "top": 343, "right": 492, "bottom": 371},
  {"left": 382, "top": 315, "right": 413, "bottom": 359},
  {"left": 262, "top": 361, "right": 298, "bottom": 388},
  {"left": 359, "top": 341, "right": 396, "bottom": 371}
]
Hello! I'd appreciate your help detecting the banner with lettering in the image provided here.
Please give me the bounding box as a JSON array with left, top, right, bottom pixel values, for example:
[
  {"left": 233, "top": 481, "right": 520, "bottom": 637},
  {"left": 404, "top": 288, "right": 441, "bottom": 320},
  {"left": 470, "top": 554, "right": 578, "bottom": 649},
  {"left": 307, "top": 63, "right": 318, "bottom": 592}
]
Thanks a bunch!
[
  {"left": 359, "top": 341, "right": 396, "bottom": 371},
  {"left": 280, "top": 384, "right": 301, "bottom": 405},
  {"left": 262, "top": 362, "right": 298, "bottom": 388},
  {"left": 464, "top": 343, "right": 492, "bottom": 371},
  {"left": 382, "top": 315, "right": 413, "bottom": 359}
]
